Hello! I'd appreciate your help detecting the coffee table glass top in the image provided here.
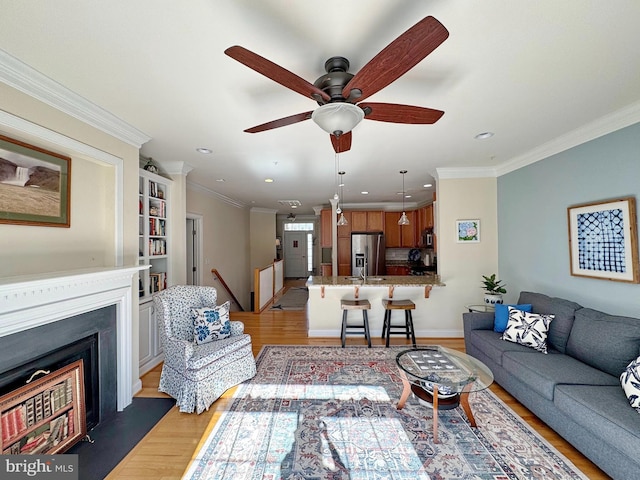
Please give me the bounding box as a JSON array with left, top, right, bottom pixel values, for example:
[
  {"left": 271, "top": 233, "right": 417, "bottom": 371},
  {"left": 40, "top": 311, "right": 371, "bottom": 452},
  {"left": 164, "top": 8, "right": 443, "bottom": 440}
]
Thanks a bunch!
[{"left": 396, "top": 345, "right": 493, "bottom": 394}]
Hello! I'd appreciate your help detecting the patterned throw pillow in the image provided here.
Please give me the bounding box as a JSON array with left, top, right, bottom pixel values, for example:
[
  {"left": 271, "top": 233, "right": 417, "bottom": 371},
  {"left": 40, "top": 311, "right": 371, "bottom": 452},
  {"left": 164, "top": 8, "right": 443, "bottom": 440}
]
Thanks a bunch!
[
  {"left": 620, "top": 356, "right": 640, "bottom": 414},
  {"left": 191, "top": 301, "right": 231, "bottom": 345},
  {"left": 502, "top": 306, "right": 554, "bottom": 354}
]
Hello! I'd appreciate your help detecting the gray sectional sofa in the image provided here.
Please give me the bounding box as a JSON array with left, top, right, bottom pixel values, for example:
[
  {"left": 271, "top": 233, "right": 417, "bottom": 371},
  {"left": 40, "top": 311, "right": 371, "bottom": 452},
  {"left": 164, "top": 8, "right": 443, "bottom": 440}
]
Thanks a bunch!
[{"left": 463, "top": 291, "right": 640, "bottom": 480}]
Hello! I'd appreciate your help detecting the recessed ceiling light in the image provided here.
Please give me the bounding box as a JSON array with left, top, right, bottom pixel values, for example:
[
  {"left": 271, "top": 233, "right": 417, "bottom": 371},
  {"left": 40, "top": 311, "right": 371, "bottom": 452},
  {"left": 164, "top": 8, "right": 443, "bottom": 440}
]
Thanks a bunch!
[
  {"left": 291, "top": 205, "right": 297, "bottom": 209},
  {"left": 405, "top": 194, "right": 412, "bottom": 198},
  {"left": 361, "top": 191, "right": 369, "bottom": 195},
  {"left": 474, "top": 132, "right": 494, "bottom": 140},
  {"left": 423, "top": 183, "right": 432, "bottom": 188},
  {"left": 196, "top": 147, "right": 213, "bottom": 154},
  {"left": 264, "top": 178, "right": 274, "bottom": 183},
  {"left": 216, "top": 178, "right": 225, "bottom": 182}
]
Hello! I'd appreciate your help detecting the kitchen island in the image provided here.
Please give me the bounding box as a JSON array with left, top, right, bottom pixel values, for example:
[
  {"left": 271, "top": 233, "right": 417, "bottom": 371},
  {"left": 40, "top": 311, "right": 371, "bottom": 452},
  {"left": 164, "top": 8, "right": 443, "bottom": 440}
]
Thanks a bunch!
[{"left": 306, "top": 275, "right": 447, "bottom": 338}]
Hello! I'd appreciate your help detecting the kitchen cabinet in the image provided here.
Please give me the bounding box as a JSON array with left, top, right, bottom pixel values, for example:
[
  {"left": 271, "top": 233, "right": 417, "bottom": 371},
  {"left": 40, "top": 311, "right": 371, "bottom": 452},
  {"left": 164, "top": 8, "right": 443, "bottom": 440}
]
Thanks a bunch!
[
  {"left": 367, "top": 211, "right": 384, "bottom": 231},
  {"left": 386, "top": 265, "right": 410, "bottom": 275},
  {"left": 337, "top": 236, "right": 351, "bottom": 276},
  {"left": 320, "top": 263, "right": 332, "bottom": 276},
  {"left": 385, "top": 211, "right": 417, "bottom": 247},
  {"left": 351, "top": 211, "right": 384, "bottom": 232},
  {"left": 321, "top": 209, "right": 332, "bottom": 247},
  {"left": 351, "top": 211, "right": 367, "bottom": 231}
]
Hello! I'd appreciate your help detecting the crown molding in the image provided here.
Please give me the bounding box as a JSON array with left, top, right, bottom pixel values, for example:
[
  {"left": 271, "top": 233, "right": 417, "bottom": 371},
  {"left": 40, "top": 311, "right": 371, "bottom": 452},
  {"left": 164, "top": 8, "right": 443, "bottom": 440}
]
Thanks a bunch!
[
  {"left": 251, "top": 207, "right": 278, "bottom": 214},
  {"left": 496, "top": 101, "right": 640, "bottom": 176},
  {"left": 186, "top": 181, "right": 246, "bottom": 209},
  {"left": 435, "top": 167, "right": 497, "bottom": 180},
  {"left": 160, "top": 161, "right": 194, "bottom": 176},
  {"left": 0, "top": 49, "right": 151, "bottom": 148}
]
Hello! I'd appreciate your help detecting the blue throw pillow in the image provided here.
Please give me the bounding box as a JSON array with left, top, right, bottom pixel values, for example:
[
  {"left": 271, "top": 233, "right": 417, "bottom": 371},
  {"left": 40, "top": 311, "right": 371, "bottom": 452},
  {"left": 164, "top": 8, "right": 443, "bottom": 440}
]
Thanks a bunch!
[{"left": 494, "top": 303, "right": 532, "bottom": 332}]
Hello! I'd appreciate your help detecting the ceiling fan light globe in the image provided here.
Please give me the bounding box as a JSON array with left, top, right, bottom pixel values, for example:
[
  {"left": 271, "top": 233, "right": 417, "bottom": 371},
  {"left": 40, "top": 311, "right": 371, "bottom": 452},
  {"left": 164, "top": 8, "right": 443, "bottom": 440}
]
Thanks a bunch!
[{"left": 312, "top": 103, "right": 364, "bottom": 135}]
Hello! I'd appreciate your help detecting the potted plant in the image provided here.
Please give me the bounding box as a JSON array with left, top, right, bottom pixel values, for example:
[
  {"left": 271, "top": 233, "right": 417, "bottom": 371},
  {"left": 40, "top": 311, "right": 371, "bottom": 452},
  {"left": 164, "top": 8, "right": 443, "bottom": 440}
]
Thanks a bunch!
[{"left": 481, "top": 274, "right": 506, "bottom": 305}]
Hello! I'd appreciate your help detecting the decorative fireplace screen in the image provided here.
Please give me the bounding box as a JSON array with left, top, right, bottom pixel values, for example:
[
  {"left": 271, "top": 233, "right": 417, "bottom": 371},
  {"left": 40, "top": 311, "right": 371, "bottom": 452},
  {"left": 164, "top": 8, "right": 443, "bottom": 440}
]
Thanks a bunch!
[{"left": 0, "top": 360, "right": 86, "bottom": 454}]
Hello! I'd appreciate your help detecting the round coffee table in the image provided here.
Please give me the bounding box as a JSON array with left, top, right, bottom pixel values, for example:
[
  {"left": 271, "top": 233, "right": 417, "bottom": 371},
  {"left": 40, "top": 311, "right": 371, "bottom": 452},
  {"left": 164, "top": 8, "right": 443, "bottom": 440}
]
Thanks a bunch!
[{"left": 395, "top": 345, "right": 494, "bottom": 442}]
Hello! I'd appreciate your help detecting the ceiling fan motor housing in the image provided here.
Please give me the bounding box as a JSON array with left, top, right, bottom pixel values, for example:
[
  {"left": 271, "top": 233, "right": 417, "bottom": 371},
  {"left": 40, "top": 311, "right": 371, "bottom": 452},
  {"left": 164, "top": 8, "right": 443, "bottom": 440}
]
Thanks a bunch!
[{"left": 313, "top": 56, "right": 354, "bottom": 104}]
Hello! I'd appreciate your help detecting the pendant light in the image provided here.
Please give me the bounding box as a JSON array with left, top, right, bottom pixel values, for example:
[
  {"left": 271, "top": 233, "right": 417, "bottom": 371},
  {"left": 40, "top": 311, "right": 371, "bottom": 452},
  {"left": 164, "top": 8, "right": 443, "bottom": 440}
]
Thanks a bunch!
[
  {"left": 398, "top": 170, "right": 410, "bottom": 225},
  {"left": 337, "top": 171, "right": 348, "bottom": 226}
]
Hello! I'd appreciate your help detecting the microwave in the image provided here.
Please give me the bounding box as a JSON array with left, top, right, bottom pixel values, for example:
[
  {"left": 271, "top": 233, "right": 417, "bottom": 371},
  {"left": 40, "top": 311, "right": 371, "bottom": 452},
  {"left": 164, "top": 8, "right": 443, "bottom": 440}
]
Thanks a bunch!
[{"left": 422, "top": 229, "right": 434, "bottom": 247}]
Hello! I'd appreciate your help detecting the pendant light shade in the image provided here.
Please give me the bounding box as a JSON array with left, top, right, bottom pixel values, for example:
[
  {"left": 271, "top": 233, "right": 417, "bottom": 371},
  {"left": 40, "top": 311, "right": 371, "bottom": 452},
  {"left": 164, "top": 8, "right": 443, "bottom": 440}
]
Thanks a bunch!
[
  {"left": 312, "top": 103, "right": 364, "bottom": 136},
  {"left": 337, "top": 170, "right": 348, "bottom": 226},
  {"left": 398, "top": 170, "right": 410, "bottom": 225}
]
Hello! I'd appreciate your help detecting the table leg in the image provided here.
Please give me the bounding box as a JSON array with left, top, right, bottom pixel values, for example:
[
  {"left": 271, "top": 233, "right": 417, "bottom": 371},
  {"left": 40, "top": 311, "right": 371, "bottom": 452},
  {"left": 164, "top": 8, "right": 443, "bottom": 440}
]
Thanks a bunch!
[
  {"left": 459, "top": 383, "right": 476, "bottom": 427},
  {"left": 432, "top": 384, "right": 439, "bottom": 443},
  {"left": 396, "top": 371, "right": 412, "bottom": 410}
]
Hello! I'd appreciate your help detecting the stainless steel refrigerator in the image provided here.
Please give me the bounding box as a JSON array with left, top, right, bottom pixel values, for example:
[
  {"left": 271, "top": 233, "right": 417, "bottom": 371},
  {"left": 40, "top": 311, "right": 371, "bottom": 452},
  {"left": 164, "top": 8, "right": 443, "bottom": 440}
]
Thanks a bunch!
[{"left": 351, "top": 232, "right": 386, "bottom": 276}]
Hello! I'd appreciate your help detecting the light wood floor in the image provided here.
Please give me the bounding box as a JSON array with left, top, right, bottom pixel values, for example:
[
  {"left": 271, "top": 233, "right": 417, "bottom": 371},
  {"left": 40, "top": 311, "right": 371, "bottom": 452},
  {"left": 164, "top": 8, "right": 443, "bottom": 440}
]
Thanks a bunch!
[{"left": 107, "top": 282, "right": 610, "bottom": 480}]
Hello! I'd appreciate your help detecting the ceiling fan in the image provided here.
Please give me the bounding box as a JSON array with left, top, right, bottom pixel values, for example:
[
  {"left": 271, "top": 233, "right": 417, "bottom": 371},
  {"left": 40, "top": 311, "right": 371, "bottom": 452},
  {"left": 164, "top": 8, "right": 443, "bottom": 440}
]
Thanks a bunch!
[{"left": 225, "top": 16, "right": 449, "bottom": 153}]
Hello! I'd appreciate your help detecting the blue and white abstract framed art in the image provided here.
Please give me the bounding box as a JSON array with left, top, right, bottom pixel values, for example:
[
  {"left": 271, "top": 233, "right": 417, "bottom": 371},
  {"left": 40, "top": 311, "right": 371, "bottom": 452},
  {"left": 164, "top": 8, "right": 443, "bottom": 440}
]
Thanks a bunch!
[{"left": 568, "top": 197, "right": 639, "bottom": 283}]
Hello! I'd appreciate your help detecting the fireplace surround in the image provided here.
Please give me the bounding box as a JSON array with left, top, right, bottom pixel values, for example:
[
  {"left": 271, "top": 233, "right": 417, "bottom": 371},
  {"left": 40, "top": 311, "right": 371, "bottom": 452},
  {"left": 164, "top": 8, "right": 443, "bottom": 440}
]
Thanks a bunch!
[{"left": 0, "top": 266, "right": 147, "bottom": 414}]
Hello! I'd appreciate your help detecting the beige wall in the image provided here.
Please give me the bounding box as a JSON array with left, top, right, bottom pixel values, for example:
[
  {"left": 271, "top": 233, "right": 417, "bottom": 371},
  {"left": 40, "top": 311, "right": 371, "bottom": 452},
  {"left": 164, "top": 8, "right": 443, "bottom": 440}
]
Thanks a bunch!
[
  {"left": 250, "top": 208, "right": 277, "bottom": 288},
  {"left": 435, "top": 176, "right": 499, "bottom": 328},
  {"left": 0, "top": 83, "right": 140, "bottom": 275},
  {"left": 186, "top": 185, "right": 252, "bottom": 310}
]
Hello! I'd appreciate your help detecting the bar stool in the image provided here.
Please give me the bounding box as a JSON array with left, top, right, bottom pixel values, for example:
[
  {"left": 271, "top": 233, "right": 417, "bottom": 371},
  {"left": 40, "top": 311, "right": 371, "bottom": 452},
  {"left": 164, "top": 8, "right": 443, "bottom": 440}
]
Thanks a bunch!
[
  {"left": 340, "top": 299, "right": 372, "bottom": 348},
  {"left": 381, "top": 299, "right": 416, "bottom": 347}
]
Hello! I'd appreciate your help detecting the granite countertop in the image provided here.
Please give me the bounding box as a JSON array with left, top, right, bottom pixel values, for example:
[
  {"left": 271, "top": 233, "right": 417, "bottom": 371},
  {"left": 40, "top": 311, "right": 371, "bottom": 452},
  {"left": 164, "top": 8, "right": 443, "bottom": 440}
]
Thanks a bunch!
[{"left": 306, "top": 275, "right": 445, "bottom": 287}]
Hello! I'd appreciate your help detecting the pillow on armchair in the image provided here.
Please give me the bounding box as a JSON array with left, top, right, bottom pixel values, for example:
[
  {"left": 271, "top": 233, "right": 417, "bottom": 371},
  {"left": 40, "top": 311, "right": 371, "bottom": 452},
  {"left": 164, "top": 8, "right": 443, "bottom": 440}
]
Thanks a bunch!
[{"left": 192, "top": 301, "right": 231, "bottom": 345}]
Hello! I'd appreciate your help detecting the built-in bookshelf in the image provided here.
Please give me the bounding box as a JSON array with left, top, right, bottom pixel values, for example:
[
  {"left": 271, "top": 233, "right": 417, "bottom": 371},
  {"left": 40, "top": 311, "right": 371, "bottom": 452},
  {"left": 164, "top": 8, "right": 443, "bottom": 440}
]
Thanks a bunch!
[
  {"left": 138, "top": 168, "right": 171, "bottom": 374},
  {"left": 138, "top": 168, "right": 172, "bottom": 300}
]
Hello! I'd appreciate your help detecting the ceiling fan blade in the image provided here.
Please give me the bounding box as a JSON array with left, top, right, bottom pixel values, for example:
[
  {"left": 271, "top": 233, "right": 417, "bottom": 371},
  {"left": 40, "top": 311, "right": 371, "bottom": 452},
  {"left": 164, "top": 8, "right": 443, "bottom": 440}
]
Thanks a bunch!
[
  {"left": 342, "top": 16, "right": 449, "bottom": 102},
  {"left": 330, "top": 132, "right": 352, "bottom": 153},
  {"left": 225, "top": 46, "right": 330, "bottom": 102},
  {"left": 244, "top": 111, "right": 314, "bottom": 133},
  {"left": 359, "top": 103, "right": 444, "bottom": 124}
]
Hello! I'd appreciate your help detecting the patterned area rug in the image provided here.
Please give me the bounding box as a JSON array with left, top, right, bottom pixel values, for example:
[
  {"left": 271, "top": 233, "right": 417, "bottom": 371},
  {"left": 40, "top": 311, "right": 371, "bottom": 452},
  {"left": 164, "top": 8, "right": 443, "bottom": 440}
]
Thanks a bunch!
[
  {"left": 183, "top": 345, "right": 588, "bottom": 480},
  {"left": 270, "top": 287, "right": 309, "bottom": 310}
]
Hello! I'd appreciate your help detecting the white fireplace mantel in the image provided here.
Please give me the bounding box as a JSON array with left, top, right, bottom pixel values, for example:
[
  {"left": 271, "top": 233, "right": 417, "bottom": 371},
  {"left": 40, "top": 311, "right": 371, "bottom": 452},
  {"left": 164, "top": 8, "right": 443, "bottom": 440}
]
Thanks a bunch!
[{"left": 0, "top": 266, "right": 148, "bottom": 411}]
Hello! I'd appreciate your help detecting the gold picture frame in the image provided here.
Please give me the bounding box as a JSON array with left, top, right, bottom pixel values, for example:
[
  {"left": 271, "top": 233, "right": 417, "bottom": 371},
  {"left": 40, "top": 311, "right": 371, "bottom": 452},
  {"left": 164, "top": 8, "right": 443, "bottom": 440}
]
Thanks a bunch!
[
  {"left": 0, "top": 134, "right": 71, "bottom": 227},
  {"left": 0, "top": 360, "right": 86, "bottom": 454},
  {"left": 567, "top": 197, "right": 639, "bottom": 283}
]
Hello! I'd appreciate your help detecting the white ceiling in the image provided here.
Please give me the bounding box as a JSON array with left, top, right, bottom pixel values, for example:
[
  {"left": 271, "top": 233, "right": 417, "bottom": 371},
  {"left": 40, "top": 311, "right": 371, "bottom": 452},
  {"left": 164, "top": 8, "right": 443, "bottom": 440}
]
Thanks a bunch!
[{"left": 1, "top": 1, "right": 640, "bottom": 214}]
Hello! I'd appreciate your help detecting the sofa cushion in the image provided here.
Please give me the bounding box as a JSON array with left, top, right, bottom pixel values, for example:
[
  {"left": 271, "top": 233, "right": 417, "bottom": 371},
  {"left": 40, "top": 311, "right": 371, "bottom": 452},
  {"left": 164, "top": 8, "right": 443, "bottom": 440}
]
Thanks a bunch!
[
  {"left": 502, "top": 351, "right": 619, "bottom": 401},
  {"left": 493, "top": 303, "right": 532, "bottom": 332},
  {"left": 555, "top": 384, "right": 640, "bottom": 462},
  {"left": 518, "top": 292, "right": 581, "bottom": 353},
  {"left": 566, "top": 308, "right": 640, "bottom": 377},
  {"left": 466, "top": 329, "right": 537, "bottom": 367},
  {"left": 502, "top": 307, "right": 554, "bottom": 353},
  {"left": 192, "top": 301, "right": 231, "bottom": 344},
  {"left": 620, "top": 355, "right": 640, "bottom": 413}
]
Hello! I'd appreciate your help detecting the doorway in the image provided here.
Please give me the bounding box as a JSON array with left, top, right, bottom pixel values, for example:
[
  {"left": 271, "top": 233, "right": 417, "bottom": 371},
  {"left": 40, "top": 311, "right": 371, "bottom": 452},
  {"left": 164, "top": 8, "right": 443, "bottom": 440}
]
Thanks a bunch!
[
  {"left": 283, "top": 231, "right": 309, "bottom": 278},
  {"left": 186, "top": 214, "right": 203, "bottom": 285}
]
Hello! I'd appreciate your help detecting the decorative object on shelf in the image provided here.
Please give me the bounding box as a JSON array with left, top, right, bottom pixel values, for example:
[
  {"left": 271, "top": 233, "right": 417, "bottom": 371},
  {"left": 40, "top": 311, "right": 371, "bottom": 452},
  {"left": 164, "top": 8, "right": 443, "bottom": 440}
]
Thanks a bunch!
[
  {"left": 0, "top": 134, "right": 71, "bottom": 228},
  {"left": 567, "top": 197, "right": 639, "bottom": 283},
  {"left": 482, "top": 273, "right": 506, "bottom": 305},
  {"left": 398, "top": 170, "right": 410, "bottom": 225},
  {"left": 143, "top": 157, "right": 159, "bottom": 174},
  {"left": 456, "top": 219, "right": 480, "bottom": 243}
]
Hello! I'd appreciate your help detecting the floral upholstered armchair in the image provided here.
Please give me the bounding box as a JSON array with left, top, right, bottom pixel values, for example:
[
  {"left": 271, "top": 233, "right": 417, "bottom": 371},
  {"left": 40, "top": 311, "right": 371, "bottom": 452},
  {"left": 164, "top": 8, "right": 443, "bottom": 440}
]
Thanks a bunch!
[{"left": 152, "top": 285, "right": 256, "bottom": 413}]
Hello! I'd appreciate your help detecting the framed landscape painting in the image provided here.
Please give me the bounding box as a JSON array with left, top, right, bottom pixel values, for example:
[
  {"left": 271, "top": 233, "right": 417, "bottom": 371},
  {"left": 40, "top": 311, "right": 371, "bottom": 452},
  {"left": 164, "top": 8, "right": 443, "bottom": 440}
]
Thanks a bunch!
[
  {"left": 0, "top": 134, "right": 71, "bottom": 227},
  {"left": 568, "top": 197, "right": 639, "bottom": 283}
]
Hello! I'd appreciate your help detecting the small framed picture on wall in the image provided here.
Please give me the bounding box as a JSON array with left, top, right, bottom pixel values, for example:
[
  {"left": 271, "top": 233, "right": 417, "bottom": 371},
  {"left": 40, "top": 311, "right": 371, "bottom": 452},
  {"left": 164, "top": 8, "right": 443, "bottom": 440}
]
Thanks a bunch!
[{"left": 456, "top": 219, "right": 480, "bottom": 243}]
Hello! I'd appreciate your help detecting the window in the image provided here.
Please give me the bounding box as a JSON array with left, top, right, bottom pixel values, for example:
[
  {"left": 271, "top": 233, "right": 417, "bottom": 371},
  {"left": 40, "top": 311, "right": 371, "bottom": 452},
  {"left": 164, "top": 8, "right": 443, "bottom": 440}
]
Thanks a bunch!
[{"left": 284, "top": 222, "right": 314, "bottom": 231}]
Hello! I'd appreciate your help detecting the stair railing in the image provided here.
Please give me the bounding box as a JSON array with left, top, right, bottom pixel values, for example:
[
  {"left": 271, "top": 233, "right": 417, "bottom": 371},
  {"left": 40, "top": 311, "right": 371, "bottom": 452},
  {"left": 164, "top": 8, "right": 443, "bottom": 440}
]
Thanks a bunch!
[{"left": 210, "top": 269, "right": 245, "bottom": 311}]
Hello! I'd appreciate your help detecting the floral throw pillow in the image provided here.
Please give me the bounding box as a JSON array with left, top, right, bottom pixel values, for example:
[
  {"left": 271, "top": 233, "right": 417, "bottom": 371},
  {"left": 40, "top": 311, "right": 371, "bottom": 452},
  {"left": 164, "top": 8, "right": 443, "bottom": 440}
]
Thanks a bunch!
[
  {"left": 620, "top": 356, "right": 640, "bottom": 414},
  {"left": 501, "top": 306, "right": 554, "bottom": 354},
  {"left": 191, "top": 301, "right": 231, "bottom": 345}
]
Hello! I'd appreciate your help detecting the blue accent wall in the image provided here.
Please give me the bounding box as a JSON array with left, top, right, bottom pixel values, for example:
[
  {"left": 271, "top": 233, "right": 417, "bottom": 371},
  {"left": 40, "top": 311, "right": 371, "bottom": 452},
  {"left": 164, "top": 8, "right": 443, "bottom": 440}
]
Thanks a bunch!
[{"left": 498, "top": 122, "right": 640, "bottom": 317}]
